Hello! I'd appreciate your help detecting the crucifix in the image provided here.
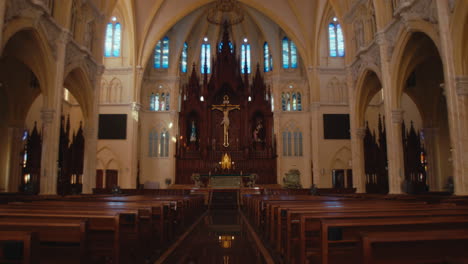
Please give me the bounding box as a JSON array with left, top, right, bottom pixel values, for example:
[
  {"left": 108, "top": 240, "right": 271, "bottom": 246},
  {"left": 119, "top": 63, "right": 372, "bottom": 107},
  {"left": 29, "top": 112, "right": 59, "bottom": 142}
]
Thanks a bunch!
[{"left": 212, "top": 95, "right": 240, "bottom": 147}]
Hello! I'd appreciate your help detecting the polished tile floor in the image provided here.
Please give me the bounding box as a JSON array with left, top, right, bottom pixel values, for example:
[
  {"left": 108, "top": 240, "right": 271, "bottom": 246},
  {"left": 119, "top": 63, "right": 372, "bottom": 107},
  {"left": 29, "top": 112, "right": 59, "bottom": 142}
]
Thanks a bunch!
[{"left": 163, "top": 209, "right": 261, "bottom": 264}]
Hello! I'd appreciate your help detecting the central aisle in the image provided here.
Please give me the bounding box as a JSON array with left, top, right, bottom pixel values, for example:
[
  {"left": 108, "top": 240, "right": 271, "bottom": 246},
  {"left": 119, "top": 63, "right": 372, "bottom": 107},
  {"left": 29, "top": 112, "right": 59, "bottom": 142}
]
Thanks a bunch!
[{"left": 162, "top": 209, "right": 266, "bottom": 263}]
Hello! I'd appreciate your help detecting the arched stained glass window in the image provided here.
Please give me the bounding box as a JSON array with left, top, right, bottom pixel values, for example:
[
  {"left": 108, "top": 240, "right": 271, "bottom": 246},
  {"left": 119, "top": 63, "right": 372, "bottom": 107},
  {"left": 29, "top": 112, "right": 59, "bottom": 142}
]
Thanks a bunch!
[
  {"left": 282, "top": 91, "right": 302, "bottom": 112},
  {"left": 329, "top": 18, "right": 345, "bottom": 57},
  {"left": 104, "top": 19, "right": 121, "bottom": 57},
  {"left": 241, "top": 43, "right": 251, "bottom": 74},
  {"left": 282, "top": 37, "right": 289, "bottom": 69},
  {"left": 264, "top": 42, "right": 273, "bottom": 72},
  {"left": 181, "top": 42, "right": 188, "bottom": 73},
  {"left": 150, "top": 92, "right": 170, "bottom": 111},
  {"left": 201, "top": 42, "right": 211, "bottom": 74},
  {"left": 154, "top": 37, "right": 169, "bottom": 68},
  {"left": 282, "top": 37, "right": 298, "bottom": 69}
]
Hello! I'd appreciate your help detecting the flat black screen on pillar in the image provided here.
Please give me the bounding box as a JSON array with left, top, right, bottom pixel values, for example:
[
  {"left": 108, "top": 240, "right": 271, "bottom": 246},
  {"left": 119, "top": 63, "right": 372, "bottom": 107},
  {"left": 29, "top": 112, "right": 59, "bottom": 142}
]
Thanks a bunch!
[
  {"left": 323, "top": 114, "right": 350, "bottom": 139},
  {"left": 98, "top": 114, "right": 127, "bottom": 139}
]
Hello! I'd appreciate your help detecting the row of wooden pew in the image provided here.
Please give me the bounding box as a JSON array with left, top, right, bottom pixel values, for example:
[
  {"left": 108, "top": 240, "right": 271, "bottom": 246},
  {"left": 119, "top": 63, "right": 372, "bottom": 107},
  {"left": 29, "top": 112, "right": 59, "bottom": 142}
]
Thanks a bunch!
[
  {"left": 0, "top": 194, "right": 205, "bottom": 263},
  {"left": 242, "top": 193, "right": 468, "bottom": 264}
]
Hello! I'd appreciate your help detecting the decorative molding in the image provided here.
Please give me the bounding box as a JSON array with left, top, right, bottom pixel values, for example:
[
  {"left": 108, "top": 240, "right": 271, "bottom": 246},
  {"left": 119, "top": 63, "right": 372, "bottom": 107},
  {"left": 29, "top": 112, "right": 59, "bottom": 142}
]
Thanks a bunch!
[
  {"left": 456, "top": 76, "right": 468, "bottom": 96},
  {"left": 391, "top": 109, "right": 405, "bottom": 124},
  {"left": 317, "top": 67, "right": 346, "bottom": 75},
  {"left": 104, "top": 67, "right": 133, "bottom": 75}
]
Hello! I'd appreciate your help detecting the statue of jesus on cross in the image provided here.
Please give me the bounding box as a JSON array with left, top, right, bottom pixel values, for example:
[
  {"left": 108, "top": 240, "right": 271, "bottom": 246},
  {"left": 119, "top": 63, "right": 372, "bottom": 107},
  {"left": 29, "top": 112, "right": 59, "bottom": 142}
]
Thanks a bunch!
[{"left": 212, "top": 95, "right": 240, "bottom": 147}]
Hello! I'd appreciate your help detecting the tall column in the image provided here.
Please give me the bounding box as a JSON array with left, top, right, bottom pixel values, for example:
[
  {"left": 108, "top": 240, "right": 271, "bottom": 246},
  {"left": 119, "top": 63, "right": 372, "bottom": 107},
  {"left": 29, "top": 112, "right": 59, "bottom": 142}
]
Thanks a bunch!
[
  {"left": 81, "top": 66, "right": 103, "bottom": 194},
  {"left": 39, "top": 31, "right": 68, "bottom": 195},
  {"left": 7, "top": 125, "right": 24, "bottom": 192},
  {"left": 435, "top": 1, "right": 468, "bottom": 195},
  {"left": 0, "top": 0, "right": 7, "bottom": 54},
  {"left": 376, "top": 32, "right": 405, "bottom": 194},
  {"left": 310, "top": 101, "right": 321, "bottom": 187},
  {"left": 387, "top": 109, "right": 405, "bottom": 194},
  {"left": 351, "top": 127, "right": 366, "bottom": 193},
  {"left": 269, "top": 74, "right": 282, "bottom": 184}
]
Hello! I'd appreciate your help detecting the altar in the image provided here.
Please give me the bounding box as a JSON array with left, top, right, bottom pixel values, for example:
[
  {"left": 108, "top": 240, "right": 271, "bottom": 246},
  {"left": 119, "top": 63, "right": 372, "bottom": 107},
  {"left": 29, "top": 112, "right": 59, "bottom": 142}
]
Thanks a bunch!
[{"left": 194, "top": 173, "right": 257, "bottom": 188}]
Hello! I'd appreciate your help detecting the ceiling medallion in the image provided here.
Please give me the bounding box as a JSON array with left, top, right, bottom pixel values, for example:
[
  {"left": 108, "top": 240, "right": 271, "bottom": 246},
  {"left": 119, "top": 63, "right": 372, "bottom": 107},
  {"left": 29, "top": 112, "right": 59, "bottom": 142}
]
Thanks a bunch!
[{"left": 207, "top": 0, "right": 244, "bottom": 26}]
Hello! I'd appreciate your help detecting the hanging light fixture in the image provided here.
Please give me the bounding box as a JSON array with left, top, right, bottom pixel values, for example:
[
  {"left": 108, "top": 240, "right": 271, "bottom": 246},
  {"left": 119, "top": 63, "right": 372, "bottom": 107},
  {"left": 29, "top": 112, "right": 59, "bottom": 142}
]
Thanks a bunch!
[{"left": 207, "top": 0, "right": 244, "bottom": 26}]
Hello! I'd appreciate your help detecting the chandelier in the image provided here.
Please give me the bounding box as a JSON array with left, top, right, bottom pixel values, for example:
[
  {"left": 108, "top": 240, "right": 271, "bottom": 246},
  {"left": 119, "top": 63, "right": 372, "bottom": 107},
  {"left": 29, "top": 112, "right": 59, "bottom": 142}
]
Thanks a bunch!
[{"left": 207, "top": 0, "right": 244, "bottom": 26}]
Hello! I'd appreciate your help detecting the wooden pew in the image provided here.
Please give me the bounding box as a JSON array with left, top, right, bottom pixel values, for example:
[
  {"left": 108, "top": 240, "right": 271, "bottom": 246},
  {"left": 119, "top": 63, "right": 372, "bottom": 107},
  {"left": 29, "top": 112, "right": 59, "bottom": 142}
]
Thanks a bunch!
[
  {"left": 360, "top": 229, "right": 468, "bottom": 264},
  {"left": 0, "top": 231, "right": 38, "bottom": 264},
  {"left": 0, "top": 218, "right": 87, "bottom": 264}
]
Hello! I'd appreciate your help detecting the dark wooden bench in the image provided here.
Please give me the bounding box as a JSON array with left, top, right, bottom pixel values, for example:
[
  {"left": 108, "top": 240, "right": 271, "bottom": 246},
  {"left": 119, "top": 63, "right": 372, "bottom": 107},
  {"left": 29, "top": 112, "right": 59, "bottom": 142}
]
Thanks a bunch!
[{"left": 0, "top": 231, "right": 39, "bottom": 264}]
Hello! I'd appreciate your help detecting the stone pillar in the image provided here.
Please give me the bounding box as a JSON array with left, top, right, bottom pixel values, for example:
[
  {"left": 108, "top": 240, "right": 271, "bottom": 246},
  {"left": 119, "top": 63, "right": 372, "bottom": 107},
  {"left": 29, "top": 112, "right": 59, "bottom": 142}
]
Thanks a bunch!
[
  {"left": 39, "top": 31, "right": 68, "bottom": 195},
  {"left": 435, "top": 1, "right": 468, "bottom": 195},
  {"left": 269, "top": 74, "right": 282, "bottom": 184},
  {"left": 386, "top": 109, "right": 405, "bottom": 194},
  {"left": 310, "top": 102, "right": 321, "bottom": 187},
  {"left": 7, "top": 125, "right": 24, "bottom": 192},
  {"left": 421, "top": 127, "right": 439, "bottom": 191},
  {"left": 39, "top": 109, "right": 60, "bottom": 194},
  {"left": 82, "top": 66, "right": 104, "bottom": 194},
  {"left": 351, "top": 127, "right": 366, "bottom": 193},
  {"left": 376, "top": 32, "right": 405, "bottom": 194},
  {"left": 0, "top": 0, "right": 7, "bottom": 54}
]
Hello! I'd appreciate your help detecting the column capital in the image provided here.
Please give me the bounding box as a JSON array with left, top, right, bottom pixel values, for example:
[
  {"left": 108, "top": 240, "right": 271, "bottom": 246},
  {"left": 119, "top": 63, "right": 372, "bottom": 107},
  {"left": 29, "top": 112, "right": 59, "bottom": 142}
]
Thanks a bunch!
[
  {"left": 391, "top": 109, "right": 404, "bottom": 124},
  {"left": 355, "top": 127, "right": 366, "bottom": 139},
  {"left": 41, "top": 109, "right": 56, "bottom": 124},
  {"left": 456, "top": 76, "right": 468, "bottom": 96}
]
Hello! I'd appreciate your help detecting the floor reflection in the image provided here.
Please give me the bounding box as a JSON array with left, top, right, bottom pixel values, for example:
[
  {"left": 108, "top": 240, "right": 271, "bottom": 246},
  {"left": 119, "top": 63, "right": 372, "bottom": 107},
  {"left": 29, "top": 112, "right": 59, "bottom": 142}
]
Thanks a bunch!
[{"left": 163, "top": 210, "right": 259, "bottom": 264}]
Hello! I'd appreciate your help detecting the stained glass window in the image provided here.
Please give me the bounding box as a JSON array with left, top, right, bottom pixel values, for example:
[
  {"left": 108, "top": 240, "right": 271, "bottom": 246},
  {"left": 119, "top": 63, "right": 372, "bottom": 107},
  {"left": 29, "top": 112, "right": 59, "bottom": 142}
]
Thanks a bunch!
[
  {"left": 264, "top": 42, "right": 272, "bottom": 72},
  {"left": 154, "top": 36, "right": 169, "bottom": 68},
  {"left": 282, "top": 37, "right": 298, "bottom": 69},
  {"left": 201, "top": 43, "right": 211, "bottom": 74},
  {"left": 181, "top": 42, "right": 188, "bottom": 73},
  {"left": 329, "top": 19, "right": 345, "bottom": 57},
  {"left": 104, "top": 21, "right": 121, "bottom": 57},
  {"left": 241, "top": 43, "right": 251, "bottom": 74}
]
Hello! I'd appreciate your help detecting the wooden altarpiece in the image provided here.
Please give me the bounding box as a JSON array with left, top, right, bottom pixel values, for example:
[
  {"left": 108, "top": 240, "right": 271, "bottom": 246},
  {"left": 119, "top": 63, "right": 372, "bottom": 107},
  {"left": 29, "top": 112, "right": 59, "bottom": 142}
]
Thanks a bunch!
[{"left": 176, "top": 26, "right": 277, "bottom": 184}]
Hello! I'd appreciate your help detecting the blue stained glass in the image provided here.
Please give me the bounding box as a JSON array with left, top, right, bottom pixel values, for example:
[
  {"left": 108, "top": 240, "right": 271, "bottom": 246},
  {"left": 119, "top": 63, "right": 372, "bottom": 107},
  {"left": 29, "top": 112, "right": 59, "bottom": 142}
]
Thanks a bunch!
[
  {"left": 155, "top": 93, "right": 160, "bottom": 111},
  {"left": 181, "top": 42, "right": 188, "bottom": 73},
  {"left": 292, "top": 93, "right": 297, "bottom": 111},
  {"left": 297, "top": 92, "right": 302, "bottom": 111},
  {"left": 290, "top": 41, "right": 297, "bottom": 68},
  {"left": 247, "top": 44, "right": 251, "bottom": 73},
  {"left": 282, "top": 37, "right": 289, "bottom": 69},
  {"left": 201, "top": 43, "right": 211, "bottom": 74},
  {"left": 154, "top": 40, "right": 161, "bottom": 68},
  {"left": 112, "top": 23, "right": 121, "bottom": 57},
  {"left": 241, "top": 44, "right": 246, "bottom": 73},
  {"left": 165, "top": 93, "right": 170, "bottom": 111},
  {"left": 264, "top": 42, "right": 270, "bottom": 72},
  {"left": 162, "top": 37, "right": 169, "bottom": 68},
  {"left": 105, "top": 23, "right": 113, "bottom": 57},
  {"left": 282, "top": 93, "right": 286, "bottom": 111},
  {"left": 337, "top": 24, "right": 345, "bottom": 57},
  {"left": 150, "top": 93, "right": 155, "bottom": 111},
  {"left": 329, "top": 23, "right": 337, "bottom": 57},
  {"left": 241, "top": 44, "right": 251, "bottom": 74}
]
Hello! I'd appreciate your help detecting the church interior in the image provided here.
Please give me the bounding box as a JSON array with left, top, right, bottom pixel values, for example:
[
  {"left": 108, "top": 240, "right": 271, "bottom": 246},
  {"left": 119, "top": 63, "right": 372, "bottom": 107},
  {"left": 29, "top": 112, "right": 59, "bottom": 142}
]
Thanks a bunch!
[{"left": 1, "top": 0, "right": 468, "bottom": 263}]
